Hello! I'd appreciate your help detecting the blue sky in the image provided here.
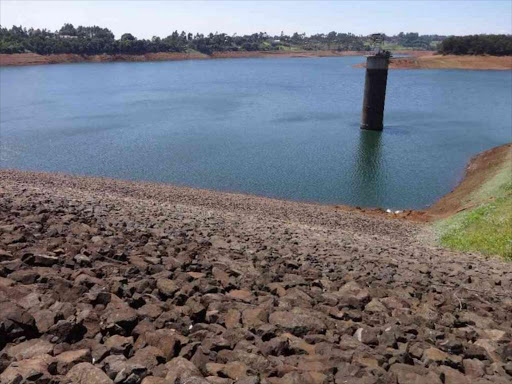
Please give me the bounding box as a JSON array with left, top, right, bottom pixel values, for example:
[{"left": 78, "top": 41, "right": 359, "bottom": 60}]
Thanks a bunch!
[{"left": 1, "top": 1, "right": 511, "bottom": 38}]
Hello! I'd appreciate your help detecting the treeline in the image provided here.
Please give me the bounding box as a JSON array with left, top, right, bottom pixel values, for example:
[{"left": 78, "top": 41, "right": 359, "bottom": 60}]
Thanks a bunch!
[
  {"left": 0, "top": 23, "right": 445, "bottom": 55},
  {"left": 387, "top": 32, "right": 444, "bottom": 50},
  {"left": 438, "top": 35, "right": 512, "bottom": 56}
]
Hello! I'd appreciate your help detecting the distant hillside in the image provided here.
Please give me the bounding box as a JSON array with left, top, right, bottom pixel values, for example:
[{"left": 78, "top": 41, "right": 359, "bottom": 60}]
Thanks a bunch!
[{"left": 0, "top": 24, "right": 444, "bottom": 55}]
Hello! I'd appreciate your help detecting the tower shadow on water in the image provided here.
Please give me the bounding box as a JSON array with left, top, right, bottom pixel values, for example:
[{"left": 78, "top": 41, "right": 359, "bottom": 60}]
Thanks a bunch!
[{"left": 353, "top": 130, "right": 385, "bottom": 206}]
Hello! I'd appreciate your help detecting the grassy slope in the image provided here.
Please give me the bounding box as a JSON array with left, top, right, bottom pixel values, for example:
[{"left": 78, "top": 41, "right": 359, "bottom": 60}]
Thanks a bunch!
[{"left": 434, "top": 151, "right": 512, "bottom": 259}]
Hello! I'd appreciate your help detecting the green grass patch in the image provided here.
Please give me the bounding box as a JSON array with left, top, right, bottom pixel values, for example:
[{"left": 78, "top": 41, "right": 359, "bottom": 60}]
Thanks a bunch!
[{"left": 434, "top": 152, "right": 512, "bottom": 259}]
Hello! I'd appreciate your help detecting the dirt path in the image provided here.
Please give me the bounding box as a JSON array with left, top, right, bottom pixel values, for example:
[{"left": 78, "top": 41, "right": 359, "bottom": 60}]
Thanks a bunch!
[{"left": 1, "top": 169, "right": 511, "bottom": 383}]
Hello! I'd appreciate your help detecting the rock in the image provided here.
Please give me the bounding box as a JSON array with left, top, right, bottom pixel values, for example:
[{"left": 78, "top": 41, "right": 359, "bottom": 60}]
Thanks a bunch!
[
  {"left": 185, "top": 298, "right": 207, "bottom": 322},
  {"left": 128, "top": 346, "right": 165, "bottom": 371},
  {"left": 212, "top": 267, "right": 230, "bottom": 287},
  {"left": 157, "top": 279, "right": 179, "bottom": 298},
  {"left": 236, "top": 377, "right": 260, "bottom": 384},
  {"left": 205, "top": 362, "right": 225, "bottom": 376},
  {"left": 114, "top": 363, "right": 147, "bottom": 384},
  {"left": 202, "top": 335, "right": 231, "bottom": 352},
  {"left": 354, "top": 327, "right": 379, "bottom": 346},
  {"left": 22, "top": 253, "right": 59, "bottom": 267},
  {"left": 260, "top": 337, "right": 290, "bottom": 356},
  {"left": 503, "top": 342, "right": 512, "bottom": 361},
  {"left": 389, "top": 363, "right": 442, "bottom": 384},
  {"left": 85, "top": 287, "right": 112, "bottom": 306},
  {"left": 105, "top": 335, "right": 134, "bottom": 355},
  {"left": 364, "top": 299, "right": 387, "bottom": 314},
  {"left": 0, "top": 354, "right": 54, "bottom": 383},
  {"left": 0, "top": 303, "right": 38, "bottom": 342},
  {"left": 141, "top": 377, "right": 167, "bottom": 384},
  {"left": 224, "top": 309, "right": 241, "bottom": 328},
  {"left": 137, "top": 329, "right": 181, "bottom": 361},
  {"left": 242, "top": 307, "right": 268, "bottom": 328},
  {"left": 101, "top": 301, "right": 138, "bottom": 336},
  {"left": 67, "top": 362, "right": 113, "bottom": 384},
  {"left": 9, "top": 270, "right": 40, "bottom": 285},
  {"left": 439, "top": 339, "right": 464, "bottom": 355},
  {"left": 474, "top": 339, "right": 502, "bottom": 363},
  {"left": 0, "top": 249, "right": 13, "bottom": 262},
  {"left": 279, "top": 371, "right": 327, "bottom": 384},
  {"left": 165, "top": 357, "right": 202, "bottom": 383},
  {"left": 464, "top": 344, "right": 490, "bottom": 361},
  {"left": 48, "top": 318, "right": 86, "bottom": 343},
  {"left": 54, "top": 349, "right": 92, "bottom": 375},
  {"left": 438, "top": 366, "right": 470, "bottom": 384},
  {"left": 227, "top": 290, "right": 253, "bottom": 302},
  {"left": 222, "top": 361, "right": 249, "bottom": 380},
  {"left": 138, "top": 304, "right": 163, "bottom": 319},
  {"left": 74, "top": 254, "right": 92, "bottom": 267},
  {"left": 182, "top": 378, "right": 211, "bottom": 384},
  {"left": 6, "top": 339, "right": 54, "bottom": 360},
  {"left": 18, "top": 292, "right": 41, "bottom": 310},
  {"left": 485, "top": 329, "right": 509, "bottom": 342},
  {"left": 103, "top": 355, "right": 128, "bottom": 379},
  {"left": 269, "top": 309, "right": 326, "bottom": 336},
  {"left": 504, "top": 361, "right": 512, "bottom": 376},
  {"left": 462, "top": 359, "right": 485, "bottom": 377},
  {"left": 337, "top": 282, "right": 370, "bottom": 309},
  {"left": 33, "top": 309, "right": 57, "bottom": 333},
  {"left": 0, "top": 276, "right": 14, "bottom": 287},
  {"left": 423, "top": 347, "right": 451, "bottom": 366}
]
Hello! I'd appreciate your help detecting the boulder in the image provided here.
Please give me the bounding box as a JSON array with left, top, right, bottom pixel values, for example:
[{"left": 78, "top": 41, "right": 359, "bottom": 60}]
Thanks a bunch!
[
  {"left": 0, "top": 354, "right": 54, "bottom": 384},
  {"left": 6, "top": 339, "right": 54, "bottom": 361},
  {"left": 157, "top": 279, "right": 179, "bottom": 298},
  {"left": 269, "top": 309, "right": 326, "bottom": 336},
  {"left": 54, "top": 349, "right": 92, "bottom": 375},
  {"left": 66, "top": 362, "right": 113, "bottom": 384},
  {"left": 165, "top": 357, "right": 203, "bottom": 383}
]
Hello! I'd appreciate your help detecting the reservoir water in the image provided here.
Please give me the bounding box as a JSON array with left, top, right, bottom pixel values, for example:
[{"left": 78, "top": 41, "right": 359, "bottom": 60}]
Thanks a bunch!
[{"left": 1, "top": 56, "right": 511, "bottom": 209}]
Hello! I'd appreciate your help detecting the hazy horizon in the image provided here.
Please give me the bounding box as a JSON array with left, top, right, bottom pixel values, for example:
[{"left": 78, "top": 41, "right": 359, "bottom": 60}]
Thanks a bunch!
[{"left": 1, "top": 0, "right": 511, "bottom": 39}]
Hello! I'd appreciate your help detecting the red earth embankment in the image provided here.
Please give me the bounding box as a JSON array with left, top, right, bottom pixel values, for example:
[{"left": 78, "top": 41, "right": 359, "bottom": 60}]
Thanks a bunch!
[
  {"left": 353, "top": 53, "right": 512, "bottom": 70},
  {"left": 0, "top": 50, "right": 432, "bottom": 67},
  {"left": 390, "top": 54, "right": 512, "bottom": 70},
  {"left": 0, "top": 52, "right": 208, "bottom": 66}
]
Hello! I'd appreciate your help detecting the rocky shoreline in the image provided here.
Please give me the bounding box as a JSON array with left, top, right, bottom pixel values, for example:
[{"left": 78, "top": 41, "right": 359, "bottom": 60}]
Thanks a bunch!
[{"left": 1, "top": 168, "right": 511, "bottom": 384}]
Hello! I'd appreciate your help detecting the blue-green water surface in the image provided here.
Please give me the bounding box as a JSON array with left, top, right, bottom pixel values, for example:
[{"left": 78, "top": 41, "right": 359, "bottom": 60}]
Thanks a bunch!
[{"left": 1, "top": 57, "right": 511, "bottom": 209}]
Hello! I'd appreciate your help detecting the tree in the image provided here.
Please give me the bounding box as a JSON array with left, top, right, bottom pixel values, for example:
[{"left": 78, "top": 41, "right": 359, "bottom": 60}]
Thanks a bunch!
[
  {"left": 0, "top": 23, "right": 455, "bottom": 56},
  {"left": 121, "top": 33, "right": 136, "bottom": 41},
  {"left": 59, "top": 23, "right": 76, "bottom": 36}
]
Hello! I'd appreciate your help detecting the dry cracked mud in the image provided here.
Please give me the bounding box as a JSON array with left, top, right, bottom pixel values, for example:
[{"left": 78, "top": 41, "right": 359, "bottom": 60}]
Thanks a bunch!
[{"left": 0, "top": 170, "right": 511, "bottom": 384}]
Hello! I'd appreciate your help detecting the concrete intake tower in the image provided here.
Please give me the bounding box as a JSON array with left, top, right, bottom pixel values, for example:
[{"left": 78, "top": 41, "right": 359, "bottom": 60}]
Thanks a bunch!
[{"left": 360, "top": 53, "right": 390, "bottom": 131}]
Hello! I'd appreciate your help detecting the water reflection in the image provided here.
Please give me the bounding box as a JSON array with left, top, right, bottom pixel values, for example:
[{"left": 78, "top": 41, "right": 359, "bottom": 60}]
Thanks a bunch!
[{"left": 352, "top": 130, "right": 385, "bottom": 206}]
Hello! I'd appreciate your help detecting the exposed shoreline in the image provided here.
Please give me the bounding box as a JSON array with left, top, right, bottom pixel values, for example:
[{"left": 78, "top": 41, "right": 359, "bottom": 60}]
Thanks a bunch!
[
  {"left": 1, "top": 145, "right": 511, "bottom": 383},
  {"left": 0, "top": 143, "right": 509, "bottom": 223},
  {"left": 2, "top": 50, "right": 510, "bottom": 71},
  {"left": 388, "top": 54, "right": 512, "bottom": 70},
  {"left": 352, "top": 53, "right": 512, "bottom": 70},
  {"left": 0, "top": 50, "right": 427, "bottom": 67}
]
